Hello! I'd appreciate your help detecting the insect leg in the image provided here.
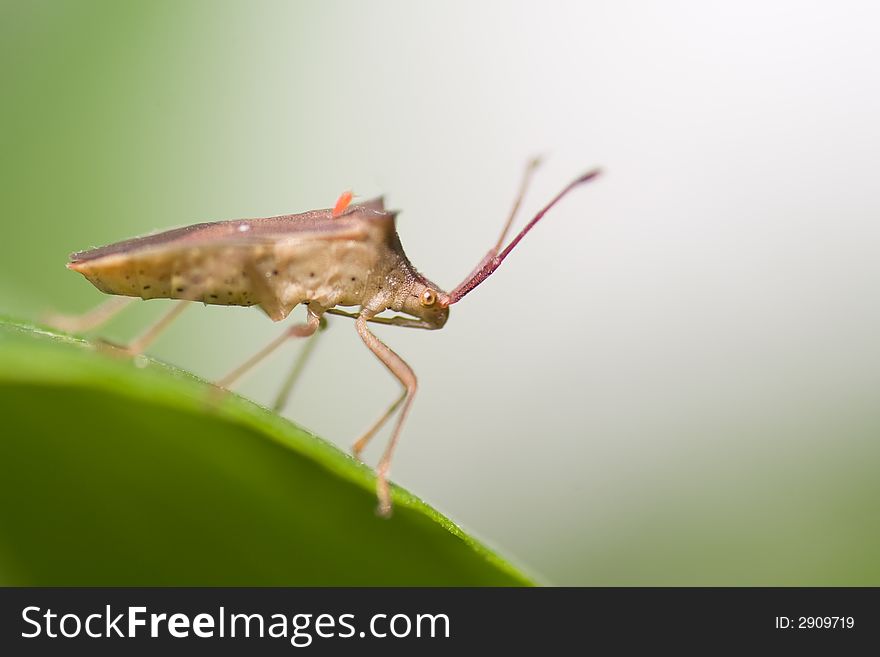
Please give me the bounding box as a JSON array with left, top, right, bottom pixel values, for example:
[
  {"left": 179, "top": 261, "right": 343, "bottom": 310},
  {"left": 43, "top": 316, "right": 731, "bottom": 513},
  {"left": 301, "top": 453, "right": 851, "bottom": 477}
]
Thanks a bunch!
[
  {"left": 121, "top": 300, "right": 189, "bottom": 355},
  {"left": 216, "top": 306, "right": 323, "bottom": 390},
  {"left": 272, "top": 315, "right": 328, "bottom": 412},
  {"left": 355, "top": 312, "right": 418, "bottom": 517},
  {"left": 350, "top": 389, "right": 406, "bottom": 462},
  {"left": 42, "top": 296, "right": 134, "bottom": 334}
]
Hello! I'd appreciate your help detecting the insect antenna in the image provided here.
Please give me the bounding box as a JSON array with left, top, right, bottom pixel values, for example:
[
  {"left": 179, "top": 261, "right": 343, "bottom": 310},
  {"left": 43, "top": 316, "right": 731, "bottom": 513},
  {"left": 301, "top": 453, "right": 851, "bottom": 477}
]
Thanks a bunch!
[{"left": 440, "top": 168, "right": 601, "bottom": 306}]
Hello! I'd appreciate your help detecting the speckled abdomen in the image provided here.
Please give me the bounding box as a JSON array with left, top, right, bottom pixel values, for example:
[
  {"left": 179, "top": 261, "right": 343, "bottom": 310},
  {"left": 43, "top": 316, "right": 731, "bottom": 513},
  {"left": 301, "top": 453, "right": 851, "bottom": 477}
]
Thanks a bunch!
[{"left": 69, "top": 237, "right": 383, "bottom": 321}]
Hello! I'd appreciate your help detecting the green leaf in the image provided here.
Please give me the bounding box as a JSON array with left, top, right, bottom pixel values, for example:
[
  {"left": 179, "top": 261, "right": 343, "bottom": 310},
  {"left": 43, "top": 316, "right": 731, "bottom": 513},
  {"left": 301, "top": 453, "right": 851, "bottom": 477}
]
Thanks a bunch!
[{"left": 0, "top": 318, "right": 532, "bottom": 586}]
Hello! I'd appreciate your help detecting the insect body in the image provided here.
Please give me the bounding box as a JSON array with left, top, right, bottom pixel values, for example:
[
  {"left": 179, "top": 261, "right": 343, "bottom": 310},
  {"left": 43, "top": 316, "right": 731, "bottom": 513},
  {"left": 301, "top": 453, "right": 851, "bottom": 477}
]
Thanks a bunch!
[
  {"left": 69, "top": 197, "right": 447, "bottom": 328},
  {"left": 59, "top": 162, "right": 600, "bottom": 516}
]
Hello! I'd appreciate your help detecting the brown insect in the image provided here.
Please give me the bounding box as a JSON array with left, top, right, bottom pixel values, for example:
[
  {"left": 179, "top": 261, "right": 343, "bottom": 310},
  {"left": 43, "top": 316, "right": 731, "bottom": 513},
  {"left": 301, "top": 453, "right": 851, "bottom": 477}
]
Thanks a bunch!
[{"left": 51, "top": 160, "right": 600, "bottom": 516}]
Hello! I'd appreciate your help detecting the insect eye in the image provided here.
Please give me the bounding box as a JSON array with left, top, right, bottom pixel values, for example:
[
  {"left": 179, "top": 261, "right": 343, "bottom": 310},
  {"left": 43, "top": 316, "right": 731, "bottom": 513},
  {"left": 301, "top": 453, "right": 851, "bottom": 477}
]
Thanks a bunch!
[{"left": 420, "top": 288, "right": 437, "bottom": 306}]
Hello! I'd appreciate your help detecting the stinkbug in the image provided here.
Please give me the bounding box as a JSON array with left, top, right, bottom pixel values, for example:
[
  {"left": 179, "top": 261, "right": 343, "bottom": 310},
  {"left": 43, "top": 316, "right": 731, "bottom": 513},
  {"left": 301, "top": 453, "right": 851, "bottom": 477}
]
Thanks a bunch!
[{"left": 53, "top": 161, "right": 600, "bottom": 516}]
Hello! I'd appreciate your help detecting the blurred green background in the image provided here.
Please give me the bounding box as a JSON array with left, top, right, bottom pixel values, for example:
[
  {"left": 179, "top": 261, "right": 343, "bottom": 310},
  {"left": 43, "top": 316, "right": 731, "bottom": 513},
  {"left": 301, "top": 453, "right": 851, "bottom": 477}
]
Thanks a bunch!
[{"left": 2, "top": 0, "right": 879, "bottom": 584}]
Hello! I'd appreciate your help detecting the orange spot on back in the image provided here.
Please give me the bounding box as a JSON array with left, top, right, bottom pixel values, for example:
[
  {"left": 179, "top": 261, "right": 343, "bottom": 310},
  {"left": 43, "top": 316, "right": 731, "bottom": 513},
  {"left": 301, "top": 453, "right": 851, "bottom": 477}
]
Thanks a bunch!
[{"left": 332, "top": 190, "right": 354, "bottom": 218}]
